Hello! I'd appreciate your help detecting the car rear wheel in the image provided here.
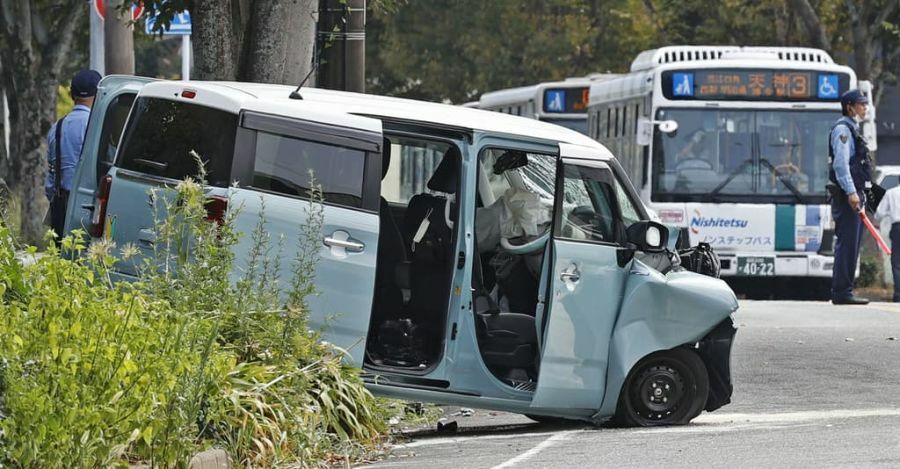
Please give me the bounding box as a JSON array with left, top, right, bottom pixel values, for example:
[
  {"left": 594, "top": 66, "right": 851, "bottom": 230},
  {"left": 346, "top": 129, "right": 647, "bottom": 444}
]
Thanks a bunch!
[{"left": 614, "top": 348, "right": 709, "bottom": 427}]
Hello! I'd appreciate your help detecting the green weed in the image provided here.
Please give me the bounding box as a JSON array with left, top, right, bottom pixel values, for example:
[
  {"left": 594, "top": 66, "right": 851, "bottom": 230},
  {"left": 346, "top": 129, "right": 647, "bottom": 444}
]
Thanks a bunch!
[{"left": 0, "top": 162, "right": 386, "bottom": 467}]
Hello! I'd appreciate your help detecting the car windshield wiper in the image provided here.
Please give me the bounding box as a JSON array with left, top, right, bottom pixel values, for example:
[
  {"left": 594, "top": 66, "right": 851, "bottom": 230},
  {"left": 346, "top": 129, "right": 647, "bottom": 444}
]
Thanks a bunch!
[{"left": 759, "top": 158, "right": 804, "bottom": 203}]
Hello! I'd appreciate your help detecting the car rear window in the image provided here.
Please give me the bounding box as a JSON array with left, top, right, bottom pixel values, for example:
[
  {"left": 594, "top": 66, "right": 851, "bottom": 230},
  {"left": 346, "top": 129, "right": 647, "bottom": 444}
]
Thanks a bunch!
[{"left": 116, "top": 97, "right": 237, "bottom": 186}]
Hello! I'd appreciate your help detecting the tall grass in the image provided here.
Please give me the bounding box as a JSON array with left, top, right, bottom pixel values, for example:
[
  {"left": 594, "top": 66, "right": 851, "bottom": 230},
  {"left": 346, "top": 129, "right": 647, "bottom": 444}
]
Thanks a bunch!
[{"left": 0, "top": 164, "right": 386, "bottom": 467}]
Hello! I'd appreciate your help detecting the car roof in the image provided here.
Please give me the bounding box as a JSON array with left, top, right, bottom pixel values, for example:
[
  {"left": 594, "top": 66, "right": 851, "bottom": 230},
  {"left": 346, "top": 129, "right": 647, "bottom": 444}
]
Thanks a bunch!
[{"left": 137, "top": 80, "right": 610, "bottom": 160}]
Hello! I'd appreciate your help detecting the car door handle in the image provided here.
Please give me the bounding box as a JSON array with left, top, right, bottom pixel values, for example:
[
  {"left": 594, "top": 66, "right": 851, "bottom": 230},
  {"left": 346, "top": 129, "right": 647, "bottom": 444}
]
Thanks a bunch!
[
  {"left": 323, "top": 235, "right": 365, "bottom": 253},
  {"left": 81, "top": 204, "right": 95, "bottom": 211},
  {"left": 560, "top": 270, "right": 581, "bottom": 282}
]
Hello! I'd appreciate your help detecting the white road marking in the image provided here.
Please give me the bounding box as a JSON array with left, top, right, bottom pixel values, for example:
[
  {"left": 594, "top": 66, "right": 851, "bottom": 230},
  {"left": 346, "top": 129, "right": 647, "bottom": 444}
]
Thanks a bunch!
[
  {"left": 395, "top": 408, "right": 900, "bottom": 449},
  {"left": 489, "top": 430, "right": 579, "bottom": 469},
  {"left": 697, "top": 408, "right": 900, "bottom": 424},
  {"left": 634, "top": 408, "right": 900, "bottom": 434},
  {"left": 394, "top": 430, "right": 566, "bottom": 449}
]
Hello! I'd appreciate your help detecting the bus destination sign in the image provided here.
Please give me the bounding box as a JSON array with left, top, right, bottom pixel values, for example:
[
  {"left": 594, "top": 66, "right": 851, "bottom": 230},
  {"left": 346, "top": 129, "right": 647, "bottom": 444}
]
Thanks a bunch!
[
  {"left": 663, "top": 69, "right": 850, "bottom": 102},
  {"left": 543, "top": 87, "right": 590, "bottom": 113}
]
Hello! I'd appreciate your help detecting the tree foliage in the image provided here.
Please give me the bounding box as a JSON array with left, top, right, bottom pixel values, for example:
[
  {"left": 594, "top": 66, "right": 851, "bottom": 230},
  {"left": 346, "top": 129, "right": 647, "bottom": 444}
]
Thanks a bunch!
[{"left": 367, "top": 0, "right": 899, "bottom": 104}]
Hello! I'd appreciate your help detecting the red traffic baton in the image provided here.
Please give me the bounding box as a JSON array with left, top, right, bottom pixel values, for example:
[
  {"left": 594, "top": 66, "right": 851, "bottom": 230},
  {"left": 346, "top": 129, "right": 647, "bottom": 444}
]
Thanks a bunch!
[{"left": 860, "top": 211, "right": 891, "bottom": 256}]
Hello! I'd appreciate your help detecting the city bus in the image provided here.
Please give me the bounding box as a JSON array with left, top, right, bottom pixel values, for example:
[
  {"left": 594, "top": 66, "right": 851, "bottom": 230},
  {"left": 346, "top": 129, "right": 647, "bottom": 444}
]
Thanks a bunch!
[
  {"left": 587, "top": 45, "right": 877, "bottom": 298},
  {"left": 469, "top": 76, "right": 618, "bottom": 135}
]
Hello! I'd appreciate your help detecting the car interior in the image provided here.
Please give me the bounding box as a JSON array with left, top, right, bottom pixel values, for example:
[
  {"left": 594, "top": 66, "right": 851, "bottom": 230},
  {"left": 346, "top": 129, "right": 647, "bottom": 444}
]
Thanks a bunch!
[
  {"left": 469, "top": 148, "right": 557, "bottom": 390},
  {"left": 365, "top": 135, "right": 461, "bottom": 371},
  {"left": 364, "top": 138, "right": 555, "bottom": 391}
]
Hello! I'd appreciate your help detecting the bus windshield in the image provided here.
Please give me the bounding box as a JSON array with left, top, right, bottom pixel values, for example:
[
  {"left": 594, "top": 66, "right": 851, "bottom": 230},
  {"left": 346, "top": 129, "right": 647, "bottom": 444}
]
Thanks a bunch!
[
  {"left": 544, "top": 118, "right": 589, "bottom": 135},
  {"left": 652, "top": 108, "right": 838, "bottom": 203}
]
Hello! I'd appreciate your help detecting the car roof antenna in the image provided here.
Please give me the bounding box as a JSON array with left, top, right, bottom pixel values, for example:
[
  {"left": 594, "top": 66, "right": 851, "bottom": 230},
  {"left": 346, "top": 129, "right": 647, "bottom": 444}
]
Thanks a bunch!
[{"left": 289, "top": 61, "right": 320, "bottom": 100}]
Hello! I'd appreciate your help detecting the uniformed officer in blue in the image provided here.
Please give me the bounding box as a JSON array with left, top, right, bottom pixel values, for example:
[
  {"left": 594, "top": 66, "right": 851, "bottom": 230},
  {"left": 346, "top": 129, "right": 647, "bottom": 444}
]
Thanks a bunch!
[
  {"left": 45, "top": 69, "right": 102, "bottom": 243},
  {"left": 828, "top": 89, "right": 871, "bottom": 305}
]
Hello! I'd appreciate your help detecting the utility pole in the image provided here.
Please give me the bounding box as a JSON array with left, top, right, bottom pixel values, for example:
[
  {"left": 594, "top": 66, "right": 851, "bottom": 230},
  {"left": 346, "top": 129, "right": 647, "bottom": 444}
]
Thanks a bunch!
[
  {"left": 104, "top": 0, "right": 134, "bottom": 75},
  {"left": 317, "top": 0, "right": 366, "bottom": 92},
  {"left": 89, "top": 0, "right": 105, "bottom": 74}
]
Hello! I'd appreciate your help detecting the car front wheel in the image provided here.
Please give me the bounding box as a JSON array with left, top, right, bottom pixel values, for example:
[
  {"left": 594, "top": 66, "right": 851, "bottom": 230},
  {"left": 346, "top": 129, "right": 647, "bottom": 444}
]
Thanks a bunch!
[{"left": 614, "top": 348, "right": 709, "bottom": 427}]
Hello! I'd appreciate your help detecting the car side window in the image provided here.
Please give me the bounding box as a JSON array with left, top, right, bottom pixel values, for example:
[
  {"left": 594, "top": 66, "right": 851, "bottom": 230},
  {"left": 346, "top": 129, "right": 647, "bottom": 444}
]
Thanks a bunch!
[
  {"left": 882, "top": 175, "right": 900, "bottom": 191},
  {"left": 97, "top": 93, "right": 135, "bottom": 169},
  {"left": 558, "top": 164, "right": 621, "bottom": 243},
  {"left": 251, "top": 131, "right": 366, "bottom": 208},
  {"left": 117, "top": 97, "right": 238, "bottom": 187}
]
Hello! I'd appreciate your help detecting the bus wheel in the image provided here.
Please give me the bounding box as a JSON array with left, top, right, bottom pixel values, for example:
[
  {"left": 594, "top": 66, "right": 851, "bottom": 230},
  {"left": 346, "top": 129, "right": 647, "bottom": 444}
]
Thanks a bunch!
[{"left": 614, "top": 348, "right": 709, "bottom": 427}]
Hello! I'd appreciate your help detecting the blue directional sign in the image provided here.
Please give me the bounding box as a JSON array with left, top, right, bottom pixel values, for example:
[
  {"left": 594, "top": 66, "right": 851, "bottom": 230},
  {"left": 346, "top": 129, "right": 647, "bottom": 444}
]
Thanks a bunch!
[
  {"left": 544, "top": 90, "right": 566, "bottom": 113},
  {"left": 673, "top": 72, "right": 694, "bottom": 97},
  {"left": 817, "top": 74, "right": 839, "bottom": 99},
  {"left": 145, "top": 10, "right": 191, "bottom": 35}
]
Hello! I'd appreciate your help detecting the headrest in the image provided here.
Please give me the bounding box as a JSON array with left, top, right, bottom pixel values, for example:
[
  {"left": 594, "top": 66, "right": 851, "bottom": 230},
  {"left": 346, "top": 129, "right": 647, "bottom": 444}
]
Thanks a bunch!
[
  {"left": 381, "top": 137, "right": 392, "bottom": 180},
  {"left": 427, "top": 146, "right": 460, "bottom": 194}
]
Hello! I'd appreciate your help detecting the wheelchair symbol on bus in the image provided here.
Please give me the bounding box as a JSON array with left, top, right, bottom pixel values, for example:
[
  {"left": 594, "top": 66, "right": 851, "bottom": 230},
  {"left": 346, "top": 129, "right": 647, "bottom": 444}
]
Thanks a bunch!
[{"left": 818, "top": 75, "right": 839, "bottom": 99}]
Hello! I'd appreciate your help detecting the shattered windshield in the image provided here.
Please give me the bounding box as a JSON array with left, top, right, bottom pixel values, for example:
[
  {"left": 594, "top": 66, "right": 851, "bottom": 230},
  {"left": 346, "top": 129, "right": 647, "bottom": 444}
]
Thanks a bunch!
[{"left": 652, "top": 108, "right": 836, "bottom": 203}]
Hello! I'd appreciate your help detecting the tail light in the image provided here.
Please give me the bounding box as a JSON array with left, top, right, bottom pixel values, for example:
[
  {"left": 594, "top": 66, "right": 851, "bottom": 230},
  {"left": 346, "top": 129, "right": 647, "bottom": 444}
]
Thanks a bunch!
[
  {"left": 90, "top": 175, "right": 113, "bottom": 238},
  {"left": 204, "top": 196, "right": 228, "bottom": 225}
]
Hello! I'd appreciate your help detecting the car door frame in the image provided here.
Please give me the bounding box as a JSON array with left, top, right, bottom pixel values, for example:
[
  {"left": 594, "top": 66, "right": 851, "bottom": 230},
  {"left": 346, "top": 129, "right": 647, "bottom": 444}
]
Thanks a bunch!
[{"left": 65, "top": 76, "right": 156, "bottom": 239}]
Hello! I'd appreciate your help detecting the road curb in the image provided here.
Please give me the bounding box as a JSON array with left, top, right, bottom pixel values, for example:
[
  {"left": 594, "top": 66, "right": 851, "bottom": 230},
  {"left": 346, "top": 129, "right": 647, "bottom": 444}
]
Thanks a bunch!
[{"left": 189, "top": 449, "right": 231, "bottom": 469}]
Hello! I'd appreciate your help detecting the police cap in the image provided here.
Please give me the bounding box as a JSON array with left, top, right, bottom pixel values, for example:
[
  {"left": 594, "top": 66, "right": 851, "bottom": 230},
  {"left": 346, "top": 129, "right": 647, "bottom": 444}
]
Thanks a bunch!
[
  {"left": 71, "top": 69, "right": 102, "bottom": 98},
  {"left": 840, "top": 89, "right": 869, "bottom": 107}
]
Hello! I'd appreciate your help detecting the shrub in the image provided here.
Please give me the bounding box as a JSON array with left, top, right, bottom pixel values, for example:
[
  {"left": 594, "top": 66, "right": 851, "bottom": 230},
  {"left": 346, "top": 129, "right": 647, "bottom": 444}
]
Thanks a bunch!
[{"left": 0, "top": 168, "right": 386, "bottom": 467}]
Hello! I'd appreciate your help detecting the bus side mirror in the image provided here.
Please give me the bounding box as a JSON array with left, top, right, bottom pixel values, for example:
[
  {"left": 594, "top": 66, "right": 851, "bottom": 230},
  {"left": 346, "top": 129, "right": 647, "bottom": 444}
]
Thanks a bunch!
[{"left": 636, "top": 117, "right": 678, "bottom": 147}]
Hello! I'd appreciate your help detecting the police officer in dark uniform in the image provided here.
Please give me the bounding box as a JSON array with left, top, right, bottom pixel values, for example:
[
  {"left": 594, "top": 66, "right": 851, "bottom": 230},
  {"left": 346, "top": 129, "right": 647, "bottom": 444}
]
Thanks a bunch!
[{"left": 828, "top": 89, "right": 871, "bottom": 305}]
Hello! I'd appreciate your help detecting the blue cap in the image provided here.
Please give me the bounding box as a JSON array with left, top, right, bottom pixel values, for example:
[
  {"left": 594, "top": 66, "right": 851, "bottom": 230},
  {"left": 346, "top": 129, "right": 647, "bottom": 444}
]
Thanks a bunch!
[
  {"left": 840, "top": 89, "right": 869, "bottom": 107},
  {"left": 71, "top": 69, "right": 102, "bottom": 98}
]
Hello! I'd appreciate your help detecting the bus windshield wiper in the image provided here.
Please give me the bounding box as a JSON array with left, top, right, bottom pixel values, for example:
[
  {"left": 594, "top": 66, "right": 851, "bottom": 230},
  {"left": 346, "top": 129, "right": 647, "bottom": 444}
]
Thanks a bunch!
[
  {"left": 759, "top": 158, "right": 804, "bottom": 203},
  {"left": 710, "top": 158, "right": 753, "bottom": 199}
]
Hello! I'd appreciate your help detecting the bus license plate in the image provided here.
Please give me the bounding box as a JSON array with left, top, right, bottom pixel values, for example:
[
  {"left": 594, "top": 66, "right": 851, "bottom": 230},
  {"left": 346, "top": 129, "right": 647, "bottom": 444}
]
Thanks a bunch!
[{"left": 737, "top": 256, "right": 775, "bottom": 276}]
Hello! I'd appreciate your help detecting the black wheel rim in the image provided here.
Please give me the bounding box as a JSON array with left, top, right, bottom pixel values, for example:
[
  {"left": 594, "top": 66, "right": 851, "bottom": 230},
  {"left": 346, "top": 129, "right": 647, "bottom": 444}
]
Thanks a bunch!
[{"left": 630, "top": 361, "right": 687, "bottom": 422}]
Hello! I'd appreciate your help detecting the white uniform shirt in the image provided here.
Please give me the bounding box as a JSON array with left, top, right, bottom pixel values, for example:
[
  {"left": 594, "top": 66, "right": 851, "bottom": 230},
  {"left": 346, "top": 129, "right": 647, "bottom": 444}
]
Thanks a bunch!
[{"left": 876, "top": 186, "right": 900, "bottom": 226}]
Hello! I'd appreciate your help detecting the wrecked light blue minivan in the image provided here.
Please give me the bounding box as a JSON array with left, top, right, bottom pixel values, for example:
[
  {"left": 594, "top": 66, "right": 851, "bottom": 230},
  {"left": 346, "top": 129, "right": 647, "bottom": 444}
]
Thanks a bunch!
[{"left": 64, "top": 77, "right": 738, "bottom": 425}]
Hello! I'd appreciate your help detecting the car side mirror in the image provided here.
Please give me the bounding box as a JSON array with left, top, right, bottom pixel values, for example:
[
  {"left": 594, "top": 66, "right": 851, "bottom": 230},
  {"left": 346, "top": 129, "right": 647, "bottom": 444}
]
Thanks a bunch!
[{"left": 626, "top": 220, "right": 669, "bottom": 252}]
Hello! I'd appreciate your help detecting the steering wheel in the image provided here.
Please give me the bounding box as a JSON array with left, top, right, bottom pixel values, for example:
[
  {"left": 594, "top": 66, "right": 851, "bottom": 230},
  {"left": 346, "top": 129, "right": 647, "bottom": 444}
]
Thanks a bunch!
[{"left": 500, "top": 229, "right": 551, "bottom": 255}]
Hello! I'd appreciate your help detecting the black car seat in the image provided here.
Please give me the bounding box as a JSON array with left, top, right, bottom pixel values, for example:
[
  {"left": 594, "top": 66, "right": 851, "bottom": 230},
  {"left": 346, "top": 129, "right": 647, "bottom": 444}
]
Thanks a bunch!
[
  {"left": 402, "top": 147, "right": 459, "bottom": 256},
  {"left": 472, "top": 238, "right": 537, "bottom": 379},
  {"left": 372, "top": 137, "right": 408, "bottom": 321},
  {"left": 401, "top": 148, "right": 460, "bottom": 348}
]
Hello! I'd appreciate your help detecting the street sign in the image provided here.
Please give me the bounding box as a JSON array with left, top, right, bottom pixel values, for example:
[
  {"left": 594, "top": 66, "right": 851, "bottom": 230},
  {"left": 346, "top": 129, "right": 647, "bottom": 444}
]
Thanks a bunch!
[
  {"left": 145, "top": 10, "right": 192, "bottom": 35},
  {"left": 93, "top": 0, "right": 144, "bottom": 21}
]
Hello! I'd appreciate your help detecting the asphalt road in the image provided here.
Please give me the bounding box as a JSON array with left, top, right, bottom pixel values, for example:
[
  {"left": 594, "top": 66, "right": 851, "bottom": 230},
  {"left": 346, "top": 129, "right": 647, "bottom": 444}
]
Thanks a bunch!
[{"left": 366, "top": 300, "right": 900, "bottom": 468}]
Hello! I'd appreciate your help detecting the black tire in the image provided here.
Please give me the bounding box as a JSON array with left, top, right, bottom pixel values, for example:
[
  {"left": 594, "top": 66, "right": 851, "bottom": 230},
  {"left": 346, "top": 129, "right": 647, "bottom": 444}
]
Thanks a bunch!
[{"left": 614, "top": 348, "right": 709, "bottom": 427}]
